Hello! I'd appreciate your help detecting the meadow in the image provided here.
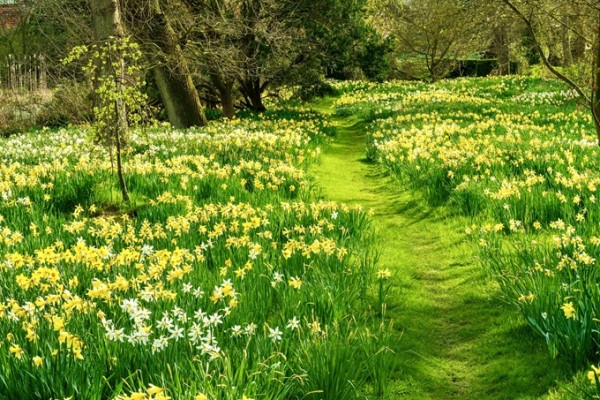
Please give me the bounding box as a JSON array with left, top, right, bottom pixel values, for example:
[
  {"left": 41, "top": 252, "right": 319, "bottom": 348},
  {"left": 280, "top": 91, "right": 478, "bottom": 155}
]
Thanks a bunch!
[
  {"left": 3, "top": 74, "right": 600, "bottom": 399},
  {"left": 0, "top": 108, "right": 393, "bottom": 399},
  {"left": 332, "top": 76, "right": 600, "bottom": 395}
]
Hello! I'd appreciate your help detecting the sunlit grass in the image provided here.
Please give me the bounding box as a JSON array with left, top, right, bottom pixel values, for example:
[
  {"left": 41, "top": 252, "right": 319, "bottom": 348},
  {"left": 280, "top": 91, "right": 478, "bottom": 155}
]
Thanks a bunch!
[
  {"left": 332, "top": 75, "right": 600, "bottom": 396},
  {"left": 0, "top": 107, "right": 388, "bottom": 399}
]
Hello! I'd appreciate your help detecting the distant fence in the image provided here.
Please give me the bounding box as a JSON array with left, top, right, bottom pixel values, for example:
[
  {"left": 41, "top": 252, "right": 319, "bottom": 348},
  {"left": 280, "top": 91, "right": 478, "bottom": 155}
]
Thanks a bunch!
[{"left": 0, "top": 53, "right": 48, "bottom": 91}]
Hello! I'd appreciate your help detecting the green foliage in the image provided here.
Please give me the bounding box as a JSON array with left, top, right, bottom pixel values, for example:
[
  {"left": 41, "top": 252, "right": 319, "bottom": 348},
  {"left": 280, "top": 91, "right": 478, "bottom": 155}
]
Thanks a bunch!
[
  {"left": 298, "top": 0, "right": 392, "bottom": 82},
  {"left": 63, "top": 36, "right": 149, "bottom": 145},
  {"left": 298, "top": 81, "right": 338, "bottom": 101},
  {"left": 203, "top": 107, "right": 224, "bottom": 121},
  {"left": 355, "top": 27, "right": 393, "bottom": 82}
]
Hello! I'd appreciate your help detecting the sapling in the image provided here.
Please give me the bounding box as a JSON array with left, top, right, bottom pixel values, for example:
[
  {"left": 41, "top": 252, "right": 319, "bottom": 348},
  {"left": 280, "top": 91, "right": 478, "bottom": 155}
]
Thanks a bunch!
[{"left": 64, "top": 36, "right": 149, "bottom": 203}]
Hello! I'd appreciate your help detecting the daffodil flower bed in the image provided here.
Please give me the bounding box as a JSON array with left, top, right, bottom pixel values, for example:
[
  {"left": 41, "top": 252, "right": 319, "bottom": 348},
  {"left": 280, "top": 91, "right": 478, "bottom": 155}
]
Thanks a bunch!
[
  {"left": 335, "top": 76, "right": 600, "bottom": 375},
  {"left": 0, "top": 108, "right": 384, "bottom": 399}
]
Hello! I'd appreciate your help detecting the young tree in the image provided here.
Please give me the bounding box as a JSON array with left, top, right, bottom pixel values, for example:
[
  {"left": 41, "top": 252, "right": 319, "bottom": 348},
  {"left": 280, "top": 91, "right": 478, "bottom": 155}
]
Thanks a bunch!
[
  {"left": 83, "top": 0, "right": 148, "bottom": 202},
  {"left": 88, "top": 0, "right": 130, "bottom": 202}
]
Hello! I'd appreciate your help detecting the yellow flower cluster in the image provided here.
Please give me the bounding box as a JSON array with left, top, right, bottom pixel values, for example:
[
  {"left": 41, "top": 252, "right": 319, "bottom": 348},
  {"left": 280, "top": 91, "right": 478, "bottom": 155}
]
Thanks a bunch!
[
  {"left": 0, "top": 106, "right": 375, "bottom": 397},
  {"left": 115, "top": 384, "right": 170, "bottom": 400},
  {"left": 341, "top": 75, "right": 600, "bottom": 367}
]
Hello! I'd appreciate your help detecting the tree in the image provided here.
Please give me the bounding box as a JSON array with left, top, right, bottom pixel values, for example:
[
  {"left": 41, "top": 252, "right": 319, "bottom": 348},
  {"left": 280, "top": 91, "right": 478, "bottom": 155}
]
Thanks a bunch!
[
  {"left": 487, "top": 5, "right": 523, "bottom": 75},
  {"left": 181, "top": 0, "right": 385, "bottom": 115},
  {"left": 122, "top": 0, "right": 207, "bottom": 128},
  {"left": 89, "top": 0, "right": 128, "bottom": 203},
  {"left": 85, "top": 0, "right": 150, "bottom": 203},
  {"left": 370, "top": 0, "right": 489, "bottom": 82},
  {"left": 170, "top": 0, "right": 253, "bottom": 116},
  {"left": 312, "top": 0, "right": 391, "bottom": 82},
  {"left": 501, "top": 0, "right": 600, "bottom": 145},
  {"left": 180, "top": 0, "right": 238, "bottom": 118},
  {"left": 173, "top": 0, "right": 298, "bottom": 114},
  {"left": 14, "top": 0, "right": 206, "bottom": 128},
  {"left": 233, "top": 0, "right": 302, "bottom": 112}
]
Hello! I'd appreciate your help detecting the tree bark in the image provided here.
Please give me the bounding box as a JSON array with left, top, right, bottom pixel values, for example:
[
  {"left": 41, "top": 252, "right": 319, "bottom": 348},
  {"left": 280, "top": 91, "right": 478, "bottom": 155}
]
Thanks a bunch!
[
  {"left": 493, "top": 23, "right": 510, "bottom": 75},
  {"left": 128, "top": 0, "right": 207, "bottom": 128},
  {"left": 239, "top": 76, "right": 266, "bottom": 112},
  {"left": 210, "top": 72, "right": 235, "bottom": 119},
  {"left": 561, "top": 12, "right": 572, "bottom": 67},
  {"left": 571, "top": 3, "right": 586, "bottom": 62},
  {"left": 153, "top": 65, "right": 206, "bottom": 128},
  {"left": 572, "top": 35, "right": 586, "bottom": 62},
  {"left": 220, "top": 86, "right": 235, "bottom": 119},
  {"left": 90, "top": 0, "right": 124, "bottom": 39}
]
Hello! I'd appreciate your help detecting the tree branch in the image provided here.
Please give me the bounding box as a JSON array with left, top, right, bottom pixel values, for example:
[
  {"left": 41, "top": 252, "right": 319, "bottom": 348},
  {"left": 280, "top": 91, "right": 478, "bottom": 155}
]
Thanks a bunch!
[{"left": 502, "top": 0, "right": 591, "bottom": 104}]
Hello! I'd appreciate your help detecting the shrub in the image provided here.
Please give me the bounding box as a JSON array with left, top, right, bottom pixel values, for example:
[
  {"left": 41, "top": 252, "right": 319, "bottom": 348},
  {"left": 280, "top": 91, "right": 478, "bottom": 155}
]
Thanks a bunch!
[
  {"left": 0, "top": 90, "right": 50, "bottom": 136},
  {"left": 36, "top": 82, "right": 94, "bottom": 127}
]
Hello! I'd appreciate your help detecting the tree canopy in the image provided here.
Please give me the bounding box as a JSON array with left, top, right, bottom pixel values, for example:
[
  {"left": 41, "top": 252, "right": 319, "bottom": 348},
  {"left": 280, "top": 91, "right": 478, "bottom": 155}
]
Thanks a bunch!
[{"left": 0, "top": 0, "right": 599, "bottom": 135}]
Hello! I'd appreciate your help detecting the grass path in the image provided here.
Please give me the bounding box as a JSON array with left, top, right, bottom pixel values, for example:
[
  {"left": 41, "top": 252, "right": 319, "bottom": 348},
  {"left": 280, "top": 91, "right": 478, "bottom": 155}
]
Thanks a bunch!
[{"left": 309, "top": 99, "right": 570, "bottom": 399}]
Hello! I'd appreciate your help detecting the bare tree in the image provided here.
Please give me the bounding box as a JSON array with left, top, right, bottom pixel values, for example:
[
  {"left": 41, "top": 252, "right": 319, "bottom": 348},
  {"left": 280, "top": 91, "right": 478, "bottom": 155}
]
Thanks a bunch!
[
  {"left": 180, "top": 0, "right": 242, "bottom": 118},
  {"left": 181, "top": 0, "right": 325, "bottom": 114}
]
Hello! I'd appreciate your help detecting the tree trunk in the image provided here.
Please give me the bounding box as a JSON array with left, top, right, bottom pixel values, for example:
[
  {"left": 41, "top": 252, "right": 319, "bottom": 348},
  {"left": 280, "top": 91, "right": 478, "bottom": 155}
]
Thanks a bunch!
[
  {"left": 129, "top": 0, "right": 207, "bottom": 128},
  {"left": 561, "top": 12, "right": 572, "bottom": 67},
  {"left": 210, "top": 72, "right": 235, "bottom": 119},
  {"left": 115, "top": 46, "right": 129, "bottom": 202},
  {"left": 493, "top": 24, "right": 510, "bottom": 75},
  {"left": 90, "top": 0, "right": 124, "bottom": 39},
  {"left": 115, "top": 91, "right": 129, "bottom": 202},
  {"left": 427, "top": 59, "right": 439, "bottom": 83},
  {"left": 220, "top": 85, "right": 235, "bottom": 119},
  {"left": 571, "top": 3, "right": 586, "bottom": 62},
  {"left": 572, "top": 34, "right": 586, "bottom": 62},
  {"left": 89, "top": 0, "right": 129, "bottom": 203},
  {"left": 239, "top": 76, "right": 266, "bottom": 112},
  {"left": 153, "top": 65, "right": 206, "bottom": 128}
]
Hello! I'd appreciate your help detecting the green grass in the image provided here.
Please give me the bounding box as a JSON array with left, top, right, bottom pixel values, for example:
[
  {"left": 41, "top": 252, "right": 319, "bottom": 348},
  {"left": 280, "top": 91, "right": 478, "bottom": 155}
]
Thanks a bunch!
[
  {"left": 331, "top": 75, "right": 600, "bottom": 380},
  {"left": 1, "top": 76, "right": 592, "bottom": 399},
  {"left": 0, "top": 111, "right": 384, "bottom": 399},
  {"left": 309, "top": 98, "right": 573, "bottom": 399}
]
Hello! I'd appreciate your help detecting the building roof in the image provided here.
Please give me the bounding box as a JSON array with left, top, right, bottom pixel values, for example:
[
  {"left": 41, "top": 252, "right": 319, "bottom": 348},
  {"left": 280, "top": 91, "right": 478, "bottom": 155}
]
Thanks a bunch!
[{"left": 0, "top": 1, "right": 22, "bottom": 30}]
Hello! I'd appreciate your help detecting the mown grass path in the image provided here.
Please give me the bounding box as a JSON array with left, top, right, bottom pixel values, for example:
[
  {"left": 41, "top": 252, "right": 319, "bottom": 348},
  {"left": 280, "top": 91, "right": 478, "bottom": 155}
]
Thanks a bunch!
[{"left": 309, "top": 99, "right": 570, "bottom": 399}]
